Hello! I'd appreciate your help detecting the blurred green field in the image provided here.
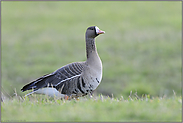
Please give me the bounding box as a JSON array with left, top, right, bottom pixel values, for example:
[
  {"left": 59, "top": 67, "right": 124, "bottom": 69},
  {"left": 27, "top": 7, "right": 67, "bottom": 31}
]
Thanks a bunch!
[{"left": 1, "top": 1, "right": 181, "bottom": 99}]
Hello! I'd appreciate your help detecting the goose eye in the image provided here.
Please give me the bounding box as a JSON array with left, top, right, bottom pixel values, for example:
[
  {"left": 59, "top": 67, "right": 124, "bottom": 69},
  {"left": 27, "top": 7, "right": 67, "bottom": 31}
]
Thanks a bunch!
[{"left": 88, "top": 27, "right": 94, "bottom": 30}]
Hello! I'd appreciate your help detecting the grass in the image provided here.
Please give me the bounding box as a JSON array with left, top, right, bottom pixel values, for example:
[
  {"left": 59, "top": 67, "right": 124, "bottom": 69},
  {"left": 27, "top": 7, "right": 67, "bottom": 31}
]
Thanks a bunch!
[
  {"left": 1, "top": 1, "right": 182, "bottom": 122},
  {"left": 1, "top": 94, "right": 182, "bottom": 122}
]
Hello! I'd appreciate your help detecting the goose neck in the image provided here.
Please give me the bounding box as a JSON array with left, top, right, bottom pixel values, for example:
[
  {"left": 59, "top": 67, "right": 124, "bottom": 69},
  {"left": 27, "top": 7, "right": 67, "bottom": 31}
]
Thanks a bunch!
[{"left": 85, "top": 37, "right": 98, "bottom": 58}]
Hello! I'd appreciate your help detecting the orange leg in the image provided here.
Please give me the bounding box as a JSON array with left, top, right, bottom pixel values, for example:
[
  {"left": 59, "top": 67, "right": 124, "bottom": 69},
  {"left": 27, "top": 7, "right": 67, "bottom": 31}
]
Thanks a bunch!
[{"left": 64, "top": 95, "right": 69, "bottom": 100}]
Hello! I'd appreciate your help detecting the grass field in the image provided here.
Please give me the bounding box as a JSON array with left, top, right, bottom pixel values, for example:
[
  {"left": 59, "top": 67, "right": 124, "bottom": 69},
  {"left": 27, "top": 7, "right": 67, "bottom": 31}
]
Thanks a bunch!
[
  {"left": 1, "top": 1, "right": 182, "bottom": 122},
  {"left": 1, "top": 94, "right": 182, "bottom": 122}
]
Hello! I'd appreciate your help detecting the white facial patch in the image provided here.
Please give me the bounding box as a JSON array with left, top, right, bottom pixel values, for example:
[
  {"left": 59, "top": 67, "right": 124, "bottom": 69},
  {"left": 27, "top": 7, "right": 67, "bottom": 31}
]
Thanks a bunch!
[
  {"left": 95, "top": 26, "right": 100, "bottom": 34},
  {"left": 95, "top": 26, "right": 105, "bottom": 34}
]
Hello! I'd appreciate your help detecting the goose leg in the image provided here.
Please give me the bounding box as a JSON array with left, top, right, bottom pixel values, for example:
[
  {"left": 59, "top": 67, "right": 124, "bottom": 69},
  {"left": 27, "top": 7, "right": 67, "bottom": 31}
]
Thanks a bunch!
[{"left": 64, "top": 95, "right": 69, "bottom": 100}]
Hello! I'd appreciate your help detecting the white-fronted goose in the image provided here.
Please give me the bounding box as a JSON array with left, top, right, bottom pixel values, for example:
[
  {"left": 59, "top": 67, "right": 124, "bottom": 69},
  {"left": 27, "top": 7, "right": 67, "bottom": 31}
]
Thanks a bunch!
[{"left": 21, "top": 26, "right": 105, "bottom": 99}]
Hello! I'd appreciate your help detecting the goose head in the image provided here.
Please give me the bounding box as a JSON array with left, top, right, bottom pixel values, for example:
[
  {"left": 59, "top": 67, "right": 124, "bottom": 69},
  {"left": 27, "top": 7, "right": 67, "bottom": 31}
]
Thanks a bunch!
[{"left": 86, "top": 26, "right": 105, "bottom": 38}]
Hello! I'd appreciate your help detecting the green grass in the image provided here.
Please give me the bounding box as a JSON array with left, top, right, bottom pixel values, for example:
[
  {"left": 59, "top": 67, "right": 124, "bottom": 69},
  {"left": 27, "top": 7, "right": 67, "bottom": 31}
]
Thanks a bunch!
[
  {"left": 1, "top": 1, "right": 182, "bottom": 122},
  {"left": 1, "top": 95, "right": 182, "bottom": 122}
]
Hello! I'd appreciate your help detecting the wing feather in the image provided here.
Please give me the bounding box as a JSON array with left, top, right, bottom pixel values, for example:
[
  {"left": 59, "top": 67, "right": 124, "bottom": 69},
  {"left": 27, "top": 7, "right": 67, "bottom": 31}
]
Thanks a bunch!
[{"left": 21, "top": 62, "right": 85, "bottom": 92}]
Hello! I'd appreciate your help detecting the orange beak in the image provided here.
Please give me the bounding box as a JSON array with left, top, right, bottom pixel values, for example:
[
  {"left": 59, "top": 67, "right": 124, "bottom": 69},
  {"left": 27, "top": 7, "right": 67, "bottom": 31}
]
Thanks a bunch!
[{"left": 97, "top": 30, "right": 105, "bottom": 34}]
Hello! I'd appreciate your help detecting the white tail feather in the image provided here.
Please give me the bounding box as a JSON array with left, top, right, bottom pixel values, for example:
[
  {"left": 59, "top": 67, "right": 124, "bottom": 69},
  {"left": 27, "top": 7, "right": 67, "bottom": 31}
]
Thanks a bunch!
[{"left": 25, "top": 88, "right": 65, "bottom": 98}]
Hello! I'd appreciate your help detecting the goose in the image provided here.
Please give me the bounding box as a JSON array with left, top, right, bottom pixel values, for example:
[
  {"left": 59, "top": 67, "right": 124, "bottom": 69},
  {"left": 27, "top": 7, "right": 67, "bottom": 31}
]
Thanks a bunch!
[{"left": 21, "top": 26, "right": 105, "bottom": 99}]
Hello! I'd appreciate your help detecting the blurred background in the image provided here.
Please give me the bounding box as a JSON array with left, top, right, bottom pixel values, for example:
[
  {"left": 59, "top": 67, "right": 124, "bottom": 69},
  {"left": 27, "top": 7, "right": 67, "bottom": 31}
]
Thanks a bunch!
[{"left": 1, "top": 1, "right": 181, "bottom": 99}]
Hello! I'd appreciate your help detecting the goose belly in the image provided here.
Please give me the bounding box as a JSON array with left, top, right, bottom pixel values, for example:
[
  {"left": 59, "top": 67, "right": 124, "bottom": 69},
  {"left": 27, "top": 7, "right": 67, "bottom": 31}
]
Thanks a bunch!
[{"left": 84, "top": 68, "right": 102, "bottom": 91}]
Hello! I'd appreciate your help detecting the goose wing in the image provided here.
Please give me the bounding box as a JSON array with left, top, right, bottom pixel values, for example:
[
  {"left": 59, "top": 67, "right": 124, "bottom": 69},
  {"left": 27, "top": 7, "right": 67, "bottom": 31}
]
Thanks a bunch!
[{"left": 21, "top": 62, "right": 85, "bottom": 92}]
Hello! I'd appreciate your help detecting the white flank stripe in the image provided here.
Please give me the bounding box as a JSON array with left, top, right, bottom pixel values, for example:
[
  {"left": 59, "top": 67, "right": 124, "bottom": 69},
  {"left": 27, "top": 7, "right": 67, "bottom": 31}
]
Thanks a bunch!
[{"left": 55, "top": 74, "right": 81, "bottom": 86}]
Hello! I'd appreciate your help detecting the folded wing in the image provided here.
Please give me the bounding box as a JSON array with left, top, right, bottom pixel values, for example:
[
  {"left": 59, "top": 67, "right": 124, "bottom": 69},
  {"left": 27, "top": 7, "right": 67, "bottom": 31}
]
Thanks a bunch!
[{"left": 21, "top": 62, "right": 84, "bottom": 93}]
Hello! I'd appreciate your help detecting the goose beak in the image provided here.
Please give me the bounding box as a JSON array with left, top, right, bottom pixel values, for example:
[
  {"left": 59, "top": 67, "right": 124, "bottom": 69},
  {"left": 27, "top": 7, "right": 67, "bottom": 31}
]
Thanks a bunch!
[
  {"left": 95, "top": 26, "right": 105, "bottom": 34},
  {"left": 97, "top": 30, "right": 105, "bottom": 34}
]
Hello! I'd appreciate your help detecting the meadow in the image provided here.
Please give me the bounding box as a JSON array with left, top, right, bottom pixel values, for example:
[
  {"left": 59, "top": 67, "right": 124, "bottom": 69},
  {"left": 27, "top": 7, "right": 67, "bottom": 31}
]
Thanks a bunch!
[
  {"left": 1, "top": 1, "right": 182, "bottom": 122},
  {"left": 1, "top": 94, "right": 182, "bottom": 122}
]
